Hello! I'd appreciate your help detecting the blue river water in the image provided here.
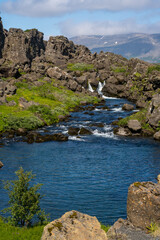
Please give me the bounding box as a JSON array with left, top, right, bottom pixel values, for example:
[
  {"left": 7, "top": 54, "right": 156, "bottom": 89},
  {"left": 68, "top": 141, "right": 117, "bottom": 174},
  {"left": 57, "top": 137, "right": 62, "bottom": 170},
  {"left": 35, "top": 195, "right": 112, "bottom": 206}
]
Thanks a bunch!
[{"left": 0, "top": 97, "right": 160, "bottom": 225}]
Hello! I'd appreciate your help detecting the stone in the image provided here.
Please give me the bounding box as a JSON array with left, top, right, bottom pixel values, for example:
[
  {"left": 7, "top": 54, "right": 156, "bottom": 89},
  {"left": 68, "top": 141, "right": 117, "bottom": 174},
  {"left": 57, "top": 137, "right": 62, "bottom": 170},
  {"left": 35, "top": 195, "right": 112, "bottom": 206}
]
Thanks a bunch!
[
  {"left": 5, "top": 84, "right": 17, "bottom": 95},
  {"left": 153, "top": 131, "right": 160, "bottom": 141},
  {"left": 107, "top": 218, "right": 157, "bottom": 240},
  {"left": 114, "top": 127, "right": 131, "bottom": 136},
  {"left": 68, "top": 127, "right": 80, "bottom": 136},
  {"left": 26, "top": 132, "right": 68, "bottom": 143},
  {"left": 127, "top": 181, "right": 160, "bottom": 230},
  {"left": 67, "top": 79, "right": 79, "bottom": 91},
  {"left": 41, "top": 210, "right": 108, "bottom": 240},
  {"left": 0, "top": 17, "right": 5, "bottom": 58},
  {"left": 147, "top": 94, "right": 160, "bottom": 128},
  {"left": 2, "top": 28, "right": 45, "bottom": 64},
  {"left": 0, "top": 161, "right": 4, "bottom": 168},
  {"left": 127, "top": 120, "right": 142, "bottom": 132},
  {"left": 122, "top": 103, "right": 134, "bottom": 111},
  {"left": 79, "top": 127, "right": 92, "bottom": 135},
  {"left": 19, "top": 97, "right": 39, "bottom": 109}
]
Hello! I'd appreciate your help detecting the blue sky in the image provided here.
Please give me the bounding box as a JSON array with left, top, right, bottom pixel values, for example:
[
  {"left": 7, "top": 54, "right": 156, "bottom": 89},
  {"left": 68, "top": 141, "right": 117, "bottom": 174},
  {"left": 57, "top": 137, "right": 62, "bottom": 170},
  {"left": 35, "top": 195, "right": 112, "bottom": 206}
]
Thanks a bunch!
[{"left": 0, "top": 0, "right": 160, "bottom": 38}]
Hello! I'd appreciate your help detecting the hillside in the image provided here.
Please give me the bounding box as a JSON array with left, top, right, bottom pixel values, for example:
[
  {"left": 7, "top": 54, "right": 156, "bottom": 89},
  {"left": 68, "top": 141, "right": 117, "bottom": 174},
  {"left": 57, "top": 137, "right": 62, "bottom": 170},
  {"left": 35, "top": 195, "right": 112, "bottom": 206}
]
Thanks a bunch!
[{"left": 70, "top": 33, "right": 160, "bottom": 63}]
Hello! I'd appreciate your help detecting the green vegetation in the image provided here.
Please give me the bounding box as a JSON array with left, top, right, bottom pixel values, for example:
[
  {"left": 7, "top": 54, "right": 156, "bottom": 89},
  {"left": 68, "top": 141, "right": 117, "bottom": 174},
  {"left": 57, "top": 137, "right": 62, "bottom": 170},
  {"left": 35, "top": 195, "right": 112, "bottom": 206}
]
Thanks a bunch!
[
  {"left": 101, "top": 224, "right": 110, "bottom": 233},
  {"left": 112, "top": 67, "right": 126, "bottom": 73},
  {"left": 2, "top": 167, "right": 48, "bottom": 227},
  {"left": 69, "top": 211, "right": 78, "bottom": 219},
  {"left": 18, "top": 68, "right": 26, "bottom": 75},
  {"left": 24, "top": 28, "right": 38, "bottom": 32},
  {"left": 67, "top": 63, "right": 95, "bottom": 72},
  {"left": 118, "top": 108, "right": 153, "bottom": 131},
  {"left": 134, "top": 72, "right": 142, "bottom": 78},
  {"left": 0, "top": 79, "right": 99, "bottom": 132},
  {"left": 0, "top": 217, "right": 45, "bottom": 240},
  {"left": 147, "top": 223, "right": 158, "bottom": 233},
  {"left": 147, "top": 64, "right": 160, "bottom": 74}
]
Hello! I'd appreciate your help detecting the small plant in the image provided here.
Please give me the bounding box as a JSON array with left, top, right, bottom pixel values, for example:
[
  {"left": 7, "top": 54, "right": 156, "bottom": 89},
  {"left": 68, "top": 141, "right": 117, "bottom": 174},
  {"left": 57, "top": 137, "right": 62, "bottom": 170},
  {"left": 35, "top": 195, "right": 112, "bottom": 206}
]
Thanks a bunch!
[
  {"left": 2, "top": 167, "right": 48, "bottom": 227},
  {"left": 101, "top": 224, "right": 110, "bottom": 233},
  {"left": 53, "top": 221, "right": 63, "bottom": 231},
  {"left": 146, "top": 223, "right": 158, "bottom": 233},
  {"left": 69, "top": 211, "right": 78, "bottom": 219}
]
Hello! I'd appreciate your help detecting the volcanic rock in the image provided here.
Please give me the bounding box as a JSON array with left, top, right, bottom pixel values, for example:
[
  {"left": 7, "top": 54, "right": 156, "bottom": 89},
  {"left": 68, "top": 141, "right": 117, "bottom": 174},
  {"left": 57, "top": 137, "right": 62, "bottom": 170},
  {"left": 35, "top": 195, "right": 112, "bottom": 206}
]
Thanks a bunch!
[{"left": 41, "top": 210, "right": 108, "bottom": 240}]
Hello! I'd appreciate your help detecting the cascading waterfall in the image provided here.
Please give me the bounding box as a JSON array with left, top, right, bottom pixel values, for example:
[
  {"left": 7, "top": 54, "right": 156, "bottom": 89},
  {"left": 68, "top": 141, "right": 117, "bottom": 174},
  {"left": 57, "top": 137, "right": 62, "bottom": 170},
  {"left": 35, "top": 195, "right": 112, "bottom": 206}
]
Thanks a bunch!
[
  {"left": 97, "top": 81, "right": 105, "bottom": 95},
  {"left": 88, "top": 83, "right": 94, "bottom": 92}
]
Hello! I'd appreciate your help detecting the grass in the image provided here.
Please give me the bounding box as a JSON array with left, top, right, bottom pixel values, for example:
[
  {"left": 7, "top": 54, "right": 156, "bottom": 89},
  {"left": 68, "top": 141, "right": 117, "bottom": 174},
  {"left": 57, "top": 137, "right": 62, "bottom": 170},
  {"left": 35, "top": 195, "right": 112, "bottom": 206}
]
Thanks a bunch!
[
  {"left": 0, "top": 217, "right": 45, "bottom": 240},
  {"left": 101, "top": 224, "right": 110, "bottom": 233},
  {"left": 112, "top": 67, "right": 126, "bottom": 73},
  {"left": 67, "top": 63, "right": 95, "bottom": 72},
  {"left": 147, "top": 64, "right": 160, "bottom": 74},
  {"left": 118, "top": 108, "right": 153, "bottom": 131},
  {"left": 0, "top": 79, "right": 99, "bottom": 132}
]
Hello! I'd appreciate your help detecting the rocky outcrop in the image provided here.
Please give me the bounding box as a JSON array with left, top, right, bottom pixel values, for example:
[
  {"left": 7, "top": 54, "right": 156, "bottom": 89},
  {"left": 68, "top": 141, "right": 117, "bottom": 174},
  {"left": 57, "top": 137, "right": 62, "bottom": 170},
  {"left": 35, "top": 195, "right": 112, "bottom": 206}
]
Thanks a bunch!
[
  {"left": 41, "top": 210, "right": 108, "bottom": 240},
  {"left": 147, "top": 94, "right": 160, "bottom": 128},
  {"left": 127, "top": 181, "right": 160, "bottom": 230},
  {"left": 107, "top": 218, "right": 157, "bottom": 240},
  {"left": 0, "top": 17, "right": 5, "bottom": 58},
  {"left": 2, "top": 28, "right": 45, "bottom": 64}
]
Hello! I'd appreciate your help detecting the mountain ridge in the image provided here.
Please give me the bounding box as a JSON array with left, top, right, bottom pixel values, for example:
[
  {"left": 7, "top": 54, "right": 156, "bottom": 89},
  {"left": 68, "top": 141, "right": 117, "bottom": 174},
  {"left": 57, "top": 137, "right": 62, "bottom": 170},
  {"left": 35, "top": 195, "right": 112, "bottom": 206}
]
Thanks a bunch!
[{"left": 70, "top": 33, "right": 160, "bottom": 63}]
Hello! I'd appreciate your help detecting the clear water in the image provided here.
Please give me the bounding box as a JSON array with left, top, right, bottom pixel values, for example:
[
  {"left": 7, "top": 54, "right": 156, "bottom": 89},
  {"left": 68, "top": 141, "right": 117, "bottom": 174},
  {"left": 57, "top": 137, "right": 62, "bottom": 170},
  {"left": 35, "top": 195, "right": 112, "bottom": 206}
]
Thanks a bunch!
[{"left": 0, "top": 97, "right": 160, "bottom": 225}]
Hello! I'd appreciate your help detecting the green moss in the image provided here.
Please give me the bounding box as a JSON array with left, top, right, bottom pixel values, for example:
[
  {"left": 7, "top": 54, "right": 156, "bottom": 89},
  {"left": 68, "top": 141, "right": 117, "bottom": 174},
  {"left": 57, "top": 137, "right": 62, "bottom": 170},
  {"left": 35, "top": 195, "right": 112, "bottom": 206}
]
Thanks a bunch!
[
  {"left": 0, "top": 217, "right": 45, "bottom": 240},
  {"left": 53, "top": 221, "right": 63, "bottom": 231},
  {"left": 112, "top": 67, "right": 126, "bottom": 73},
  {"left": 18, "top": 68, "right": 26, "bottom": 75},
  {"left": 134, "top": 72, "right": 142, "bottom": 78},
  {"left": 134, "top": 182, "right": 142, "bottom": 188},
  {"left": 24, "top": 28, "right": 38, "bottom": 32},
  {"left": 67, "top": 63, "right": 95, "bottom": 72},
  {"left": 69, "top": 211, "right": 78, "bottom": 219}
]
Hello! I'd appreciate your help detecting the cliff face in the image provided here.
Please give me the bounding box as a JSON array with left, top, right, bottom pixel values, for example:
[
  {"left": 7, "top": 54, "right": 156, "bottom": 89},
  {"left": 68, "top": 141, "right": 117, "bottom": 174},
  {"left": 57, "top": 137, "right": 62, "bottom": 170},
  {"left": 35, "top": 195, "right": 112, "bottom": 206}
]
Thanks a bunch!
[
  {"left": 0, "top": 17, "right": 5, "bottom": 58},
  {"left": 2, "top": 28, "right": 45, "bottom": 64}
]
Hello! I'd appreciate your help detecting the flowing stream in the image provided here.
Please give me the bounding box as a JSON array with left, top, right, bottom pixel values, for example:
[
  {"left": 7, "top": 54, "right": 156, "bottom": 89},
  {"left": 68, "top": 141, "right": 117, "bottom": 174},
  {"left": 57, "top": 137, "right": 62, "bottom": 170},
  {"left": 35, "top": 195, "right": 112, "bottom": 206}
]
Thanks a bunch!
[{"left": 0, "top": 96, "right": 160, "bottom": 225}]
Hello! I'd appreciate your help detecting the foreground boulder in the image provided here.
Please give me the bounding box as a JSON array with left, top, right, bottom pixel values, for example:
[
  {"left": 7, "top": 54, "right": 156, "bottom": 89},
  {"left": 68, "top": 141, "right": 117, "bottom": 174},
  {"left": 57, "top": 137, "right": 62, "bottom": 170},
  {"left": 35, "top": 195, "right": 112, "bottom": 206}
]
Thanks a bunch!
[
  {"left": 41, "top": 210, "right": 108, "bottom": 240},
  {"left": 107, "top": 218, "right": 157, "bottom": 240},
  {"left": 127, "top": 181, "right": 160, "bottom": 230}
]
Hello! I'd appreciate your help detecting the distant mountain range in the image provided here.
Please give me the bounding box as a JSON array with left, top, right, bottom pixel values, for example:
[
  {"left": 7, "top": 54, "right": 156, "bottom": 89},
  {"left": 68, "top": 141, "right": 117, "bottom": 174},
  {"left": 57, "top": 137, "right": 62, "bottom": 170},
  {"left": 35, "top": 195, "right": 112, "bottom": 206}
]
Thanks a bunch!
[{"left": 70, "top": 33, "right": 160, "bottom": 63}]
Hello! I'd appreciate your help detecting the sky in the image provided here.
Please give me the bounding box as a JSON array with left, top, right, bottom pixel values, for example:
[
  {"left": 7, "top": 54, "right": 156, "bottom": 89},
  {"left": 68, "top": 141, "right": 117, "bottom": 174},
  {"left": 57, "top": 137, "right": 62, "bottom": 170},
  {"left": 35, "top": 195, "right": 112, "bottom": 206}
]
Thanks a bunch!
[{"left": 0, "top": 0, "right": 160, "bottom": 39}]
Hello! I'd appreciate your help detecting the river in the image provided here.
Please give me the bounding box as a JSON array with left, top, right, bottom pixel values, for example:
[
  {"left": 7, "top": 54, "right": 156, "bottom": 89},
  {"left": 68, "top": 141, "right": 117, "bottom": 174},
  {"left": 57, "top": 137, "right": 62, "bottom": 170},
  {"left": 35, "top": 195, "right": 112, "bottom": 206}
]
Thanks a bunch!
[{"left": 0, "top": 96, "right": 160, "bottom": 225}]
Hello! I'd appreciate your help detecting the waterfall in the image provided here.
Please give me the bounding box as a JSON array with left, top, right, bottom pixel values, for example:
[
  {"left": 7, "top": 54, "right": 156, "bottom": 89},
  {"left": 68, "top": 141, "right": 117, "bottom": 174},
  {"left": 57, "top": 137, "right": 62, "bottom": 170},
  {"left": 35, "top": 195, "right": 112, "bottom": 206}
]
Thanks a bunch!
[
  {"left": 88, "top": 83, "right": 94, "bottom": 92},
  {"left": 97, "top": 81, "right": 105, "bottom": 95}
]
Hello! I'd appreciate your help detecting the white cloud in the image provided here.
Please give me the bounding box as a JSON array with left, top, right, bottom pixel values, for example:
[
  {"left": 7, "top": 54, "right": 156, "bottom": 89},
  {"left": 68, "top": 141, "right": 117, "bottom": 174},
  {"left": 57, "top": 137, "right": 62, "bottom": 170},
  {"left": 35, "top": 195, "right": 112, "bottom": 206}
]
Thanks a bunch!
[
  {"left": 1, "top": 0, "right": 160, "bottom": 17},
  {"left": 59, "top": 19, "right": 160, "bottom": 37}
]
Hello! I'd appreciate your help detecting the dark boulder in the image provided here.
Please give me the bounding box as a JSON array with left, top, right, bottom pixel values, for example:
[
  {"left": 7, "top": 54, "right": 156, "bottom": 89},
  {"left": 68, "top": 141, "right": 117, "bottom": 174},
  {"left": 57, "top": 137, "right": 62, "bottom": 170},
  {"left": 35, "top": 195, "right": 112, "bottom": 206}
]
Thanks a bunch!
[
  {"left": 79, "top": 127, "right": 92, "bottom": 135},
  {"left": 68, "top": 127, "right": 80, "bottom": 136},
  {"left": 26, "top": 132, "right": 68, "bottom": 143}
]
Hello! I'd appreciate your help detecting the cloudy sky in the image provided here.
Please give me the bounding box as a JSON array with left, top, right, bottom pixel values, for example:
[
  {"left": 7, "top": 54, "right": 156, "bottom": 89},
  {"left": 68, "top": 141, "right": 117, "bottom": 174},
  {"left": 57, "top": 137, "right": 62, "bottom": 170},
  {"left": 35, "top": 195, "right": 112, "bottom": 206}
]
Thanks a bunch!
[{"left": 0, "top": 0, "right": 160, "bottom": 38}]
